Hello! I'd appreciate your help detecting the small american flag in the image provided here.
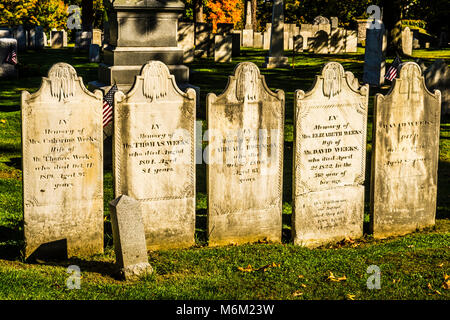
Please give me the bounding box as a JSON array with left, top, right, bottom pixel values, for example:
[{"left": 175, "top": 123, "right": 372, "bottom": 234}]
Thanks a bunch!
[
  {"left": 385, "top": 56, "right": 402, "bottom": 81},
  {"left": 5, "top": 46, "right": 17, "bottom": 65},
  {"left": 103, "top": 84, "right": 117, "bottom": 127}
]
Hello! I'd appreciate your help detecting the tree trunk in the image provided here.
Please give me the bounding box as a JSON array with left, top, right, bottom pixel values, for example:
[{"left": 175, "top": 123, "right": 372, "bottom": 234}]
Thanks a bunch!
[
  {"left": 81, "top": 0, "right": 94, "bottom": 31},
  {"left": 194, "top": 0, "right": 204, "bottom": 23}
]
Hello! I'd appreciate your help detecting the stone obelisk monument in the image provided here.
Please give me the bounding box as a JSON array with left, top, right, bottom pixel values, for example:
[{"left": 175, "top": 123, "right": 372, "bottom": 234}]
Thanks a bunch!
[{"left": 263, "top": 0, "right": 289, "bottom": 68}]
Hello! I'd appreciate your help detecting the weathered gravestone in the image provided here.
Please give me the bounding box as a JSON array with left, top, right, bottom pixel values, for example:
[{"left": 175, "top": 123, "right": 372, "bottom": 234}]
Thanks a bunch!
[
  {"left": 178, "top": 22, "right": 195, "bottom": 63},
  {"left": 293, "top": 62, "right": 368, "bottom": 247},
  {"left": 401, "top": 27, "right": 413, "bottom": 56},
  {"left": 114, "top": 61, "right": 196, "bottom": 250},
  {"left": 110, "top": 195, "right": 153, "bottom": 281},
  {"left": 371, "top": 62, "right": 441, "bottom": 238},
  {"left": 22, "top": 63, "right": 104, "bottom": 259},
  {"left": 195, "top": 23, "right": 213, "bottom": 57},
  {"left": 311, "top": 30, "right": 329, "bottom": 54},
  {"left": 92, "top": 29, "right": 102, "bottom": 46},
  {"left": 51, "top": 30, "right": 64, "bottom": 48},
  {"left": 329, "top": 28, "right": 346, "bottom": 54},
  {"left": 330, "top": 17, "right": 338, "bottom": 30},
  {"left": 0, "top": 38, "right": 18, "bottom": 79},
  {"left": 207, "top": 62, "right": 284, "bottom": 246},
  {"left": 214, "top": 34, "right": 232, "bottom": 62},
  {"left": 263, "top": 31, "right": 271, "bottom": 50},
  {"left": 242, "top": 29, "right": 254, "bottom": 47},
  {"left": 254, "top": 32, "right": 263, "bottom": 48},
  {"left": 89, "top": 44, "right": 100, "bottom": 62},
  {"left": 424, "top": 59, "right": 449, "bottom": 115},
  {"left": 75, "top": 31, "right": 92, "bottom": 50},
  {"left": 0, "top": 28, "right": 12, "bottom": 39},
  {"left": 363, "top": 24, "right": 387, "bottom": 86},
  {"left": 345, "top": 30, "right": 358, "bottom": 53}
]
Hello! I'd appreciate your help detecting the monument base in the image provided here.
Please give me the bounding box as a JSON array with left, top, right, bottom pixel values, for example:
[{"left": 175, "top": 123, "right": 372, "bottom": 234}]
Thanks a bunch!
[{"left": 263, "top": 56, "right": 289, "bottom": 69}]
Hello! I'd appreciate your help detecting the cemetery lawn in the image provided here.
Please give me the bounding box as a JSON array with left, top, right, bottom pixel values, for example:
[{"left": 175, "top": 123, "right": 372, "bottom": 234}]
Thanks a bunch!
[{"left": 0, "top": 48, "right": 449, "bottom": 300}]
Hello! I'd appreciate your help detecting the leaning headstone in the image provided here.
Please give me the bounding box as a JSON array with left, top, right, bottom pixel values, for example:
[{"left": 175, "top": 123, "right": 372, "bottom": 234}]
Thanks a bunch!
[
  {"left": 89, "top": 44, "right": 100, "bottom": 62},
  {"left": 371, "top": 62, "right": 441, "bottom": 238},
  {"left": 214, "top": 34, "right": 232, "bottom": 62},
  {"left": 51, "top": 30, "right": 64, "bottom": 48},
  {"left": 178, "top": 22, "right": 195, "bottom": 63},
  {"left": 0, "top": 38, "right": 18, "bottom": 79},
  {"left": 293, "top": 62, "right": 368, "bottom": 247},
  {"left": 110, "top": 195, "right": 153, "bottom": 281},
  {"left": 311, "top": 30, "right": 329, "bottom": 54},
  {"left": 345, "top": 30, "right": 358, "bottom": 53},
  {"left": 207, "top": 62, "right": 284, "bottom": 246},
  {"left": 424, "top": 59, "right": 450, "bottom": 115},
  {"left": 114, "top": 61, "right": 196, "bottom": 250},
  {"left": 329, "top": 28, "right": 346, "bottom": 54},
  {"left": 401, "top": 27, "right": 413, "bottom": 56},
  {"left": 264, "top": 0, "right": 289, "bottom": 68},
  {"left": 22, "top": 62, "right": 104, "bottom": 259},
  {"left": 363, "top": 24, "right": 387, "bottom": 86}
]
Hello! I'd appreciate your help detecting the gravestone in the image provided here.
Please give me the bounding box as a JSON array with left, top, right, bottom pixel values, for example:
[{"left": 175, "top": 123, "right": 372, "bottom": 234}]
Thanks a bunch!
[
  {"left": 0, "top": 38, "right": 18, "bottom": 79},
  {"left": 214, "top": 34, "right": 232, "bottom": 62},
  {"left": 242, "top": 29, "right": 254, "bottom": 47},
  {"left": 110, "top": 195, "right": 153, "bottom": 281},
  {"left": 264, "top": 0, "right": 289, "bottom": 68},
  {"left": 371, "top": 62, "right": 441, "bottom": 238},
  {"left": 294, "top": 35, "right": 303, "bottom": 53},
  {"left": 254, "top": 32, "right": 263, "bottom": 48},
  {"left": 89, "top": 44, "right": 101, "bottom": 62},
  {"left": 231, "top": 32, "right": 241, "bottom": 56},
  {"left": 63, "top": 30, "right": 68, "bottom": 47},
  {"left": 424, "top": 59, "right": 449, "bottom": 115},
  {"left": 207, "top": 62, "right": 284, "bottom": 246},
  {"left": 263, "top": 31, "right": 271, "bottom": 50},
  {"left": 217, "top": 23, "right": 233, "bottom": 34},
  {"left": 178, "top": 22, "right": 195, "bottom": 63},
  {"left": 0, "top": 28, "right": 11, "bottom": 39},
  {"left": 356, "top": 19, "right": 368, "bottom": 44},
  {"left": 345, "top": 30, "right": 358, "bottom": 53},
  {"left": 330, "top": 17, "right": 338, "bottom": 29},
  {"left": 401, "top": 27, "right": 413, "bottom": 56},
  {"left": 311, "top": 30, "right": 329, "bottom": 54},
  {"left": 313, "top": 16, "right": 330, "bottom": 25},
  {"left": 75, "top": 31, "right": 92, "bottom": 50},
  {"left": 329, "top": 28, "right": 346, "bottom": 54},
  {"left": 13, "top": 25, "right": 26, "bottom": 51},
  {"left": 22, "top": 63, "right": 104, "bottom": 259},
  {"left": 35, "top": 26, "right": 45, "bottom": 50},
  {"left": 293, "top": 62, "right": 368, "bottom": 247},
  {"left": 363, "top": 24, "right": 387, "bottom": 86},
  {"left": 51, "top": 30, "right": 64, "bottom": 48},
  {"left": 195, "top": 23, "right": 213, "bottom": 57},
  {"left": 299, "top": 29, "right": 312, "bottom": 50},
  {"left": 114, "top": 61, "right": 196, "bottom": 250},
  {"left": 92, "top": 29, "right": 102, "bottom": 46},
  {"left": 27, "top": 28, "right": 36, "bottom": 50}
]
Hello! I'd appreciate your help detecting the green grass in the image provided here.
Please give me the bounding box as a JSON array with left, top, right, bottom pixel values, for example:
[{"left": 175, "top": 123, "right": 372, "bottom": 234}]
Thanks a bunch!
[{"left": 0, "top": 46, "right": 449, "bottom": 300}]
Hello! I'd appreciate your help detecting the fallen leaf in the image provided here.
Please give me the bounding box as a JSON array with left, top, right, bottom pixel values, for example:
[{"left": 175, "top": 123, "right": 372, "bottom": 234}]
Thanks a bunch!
[
  {"left": 328, "top": 271, "right": 347, "bottom": 282},
  {"left": 346, "top": 294, "right": 356, "bottom": 300},
  {"left": 0, "top": 119, "right": 6, "bottom": 124},
  {"left": 292, "top": 290, "right": 303, "bottom": 297},
  {"left": 442, "top": 280, "right": 450, "bottom": 290},
  {"left": 437, "top": 263, "right": 444, "bottom": 268},
  {"left": 301, "top": 283, "right": 307, "bottom": 288},
  {"left": 407, "top": 245, "right": 414, "bottom": 248},
  {"left": 237, "top": 264, "right": 253, "bottom": 272},
  {"left": 298, "top": 275, "right": 304, "bottom": 279},
  {"left": 427, "top": 283, "right": 442, "bottom": 295}
]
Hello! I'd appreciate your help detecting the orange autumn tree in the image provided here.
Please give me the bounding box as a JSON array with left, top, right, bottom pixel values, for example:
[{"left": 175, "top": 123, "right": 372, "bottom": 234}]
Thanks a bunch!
[{"left": 206, "top": 0, "right": 243, "bottom": 32}]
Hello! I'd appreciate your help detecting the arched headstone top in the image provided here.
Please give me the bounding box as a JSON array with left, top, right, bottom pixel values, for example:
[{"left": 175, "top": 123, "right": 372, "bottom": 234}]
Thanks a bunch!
[
  {"left": 48, "top": 63, "right": 78, "bottom": 101},
  {"left": 313, "top": 16, "right": 330, "bottom": 25},
  {"left": 116, "top": 60, "right": 195, "bottom": 103}
]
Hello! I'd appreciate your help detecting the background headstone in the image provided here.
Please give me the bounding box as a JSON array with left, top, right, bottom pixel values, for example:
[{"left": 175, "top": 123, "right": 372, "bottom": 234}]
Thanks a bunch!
[
  {"left": 207, "top": 62, "right": 284, "bottom": 246},
  {"left": 424, "top": 59, "right": 449, "bottom": 115},
  {"left": 311, "top": 30, "right": 329, "bottom": 54},
  {"left": 264, "top": 0, "right": 289, "bottom": 68},
  {"left": 35, "top": 26, "right": 45, "bottom": 50},
  {"left": 293, "top": 62, "right": 368, "bottom": 247},
  {"left": 345, "top": 30, "right": 358, "bottom": 53},
  {"left": 216, "top": 23, "right": 233, "bottom": 34},
  {"left": 231, "top": 32, "right": 241, "bottom": 56},
  {"left": 195, "top": 23, "right": 213, "bottom": 57},
  {"left": 92, "top": 29, "right": 102, "bottom": 46},
  {"left": 51, "top": 30, "right": 64, "bottom": 48},
  {"left": 330, "top": 17, "right": 338, "bottom": 29},
  {"left": 214, "top": 34, "right": 232, "bottom": 62},
  {"left": 0, "top": 28, "right": 12, "bottom": 39},
  {"left": 114, "top": 61, "right": 196, "bottom": 250},
  {"left": 110, "top": 195, "right": 153, "bottom": 281},
  {"left": 401, "top": 27, "right": 413, "bottom": 56},
  {"left": 22, "top": 63, "right": 104, "bottom": 259},
  {"left": 329, "top": 28, "right": 346, "bottom": 54},
  {"left": 371, "top": 62, "right": 441, "bottom": 238},
  {"left": 242, "top": 29, "right": 254, "bottom": 47},
  {"left": 178, "top": 22, "right": 195, "bottom": 63},
  {"left": 13, "top": 25, "right": 26, "bottom": 51},
  {"left": 75, "top": 31, "right": 92, "bottom": 50},
  {"left": 89, "top": 44, "right": 100, "bottom": 62},
  {"left": 254, "top": 32, "right": 263, "bottom": 48}
]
